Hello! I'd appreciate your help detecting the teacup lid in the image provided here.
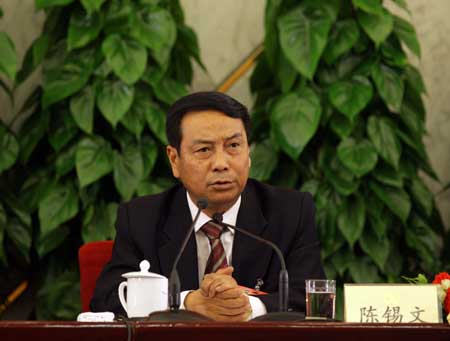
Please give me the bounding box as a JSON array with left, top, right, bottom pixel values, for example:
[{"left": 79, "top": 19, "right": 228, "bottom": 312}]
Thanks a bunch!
[{"left": 121, "top": 260, "right": 167, "bottom": 279}]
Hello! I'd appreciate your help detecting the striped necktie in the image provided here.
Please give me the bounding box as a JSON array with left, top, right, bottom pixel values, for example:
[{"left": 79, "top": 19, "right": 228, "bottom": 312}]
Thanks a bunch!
[{"left": 201, "top": 221, "right": 228, "bottom": 274}]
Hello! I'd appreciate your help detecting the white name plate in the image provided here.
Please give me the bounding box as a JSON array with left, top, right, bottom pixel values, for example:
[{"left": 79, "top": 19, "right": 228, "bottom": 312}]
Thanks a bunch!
[{"left": 344, "top": 284, "right": 442, "bottom": 323}]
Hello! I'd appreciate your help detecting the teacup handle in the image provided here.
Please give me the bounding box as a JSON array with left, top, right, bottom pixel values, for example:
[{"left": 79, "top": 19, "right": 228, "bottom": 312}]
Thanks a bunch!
[{"left": 118, "top": 282, "right": 128, "bottom": 314}]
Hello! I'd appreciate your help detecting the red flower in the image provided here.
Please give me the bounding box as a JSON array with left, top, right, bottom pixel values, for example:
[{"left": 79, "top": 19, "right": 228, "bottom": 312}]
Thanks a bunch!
[
  {"left": 432, "top": 272, "right": 450, "bottom": 284},
  {"left": 445, "top": 291, "right": 450, "bottom": 314}
]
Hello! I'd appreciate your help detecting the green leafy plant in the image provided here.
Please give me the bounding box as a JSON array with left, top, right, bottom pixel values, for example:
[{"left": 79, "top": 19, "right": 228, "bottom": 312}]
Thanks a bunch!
[
  {"left": 0, "top": 0, "right": 201, "bottom": 319},
  {"left": 250, "top": 0, "right": 446, "bottom": 288}
]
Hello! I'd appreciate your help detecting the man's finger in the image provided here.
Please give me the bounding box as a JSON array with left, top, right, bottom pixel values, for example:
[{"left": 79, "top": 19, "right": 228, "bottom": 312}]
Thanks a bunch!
[
  {"left": 215, "top": 266, "right": 234, "bottom": 276},
  {"left": 214, "top": 287, "right": 244, "bottom": 299}
]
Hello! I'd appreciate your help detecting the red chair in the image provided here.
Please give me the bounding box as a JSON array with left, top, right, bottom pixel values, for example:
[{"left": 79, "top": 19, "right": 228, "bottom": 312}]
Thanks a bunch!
[{"left": 78, "top": 240, "right": 114, "bottom": 312}]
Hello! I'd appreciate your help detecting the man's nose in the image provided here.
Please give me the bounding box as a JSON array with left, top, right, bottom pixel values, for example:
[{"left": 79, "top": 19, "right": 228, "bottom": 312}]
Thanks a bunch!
[{"left": 212, "top": 149, "right": 230, "bottom": 171}]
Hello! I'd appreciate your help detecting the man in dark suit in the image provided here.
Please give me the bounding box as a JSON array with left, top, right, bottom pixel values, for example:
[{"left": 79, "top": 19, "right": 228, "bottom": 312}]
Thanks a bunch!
[{"left": 91, "top": 92, "right": 325, "bottom": 320}]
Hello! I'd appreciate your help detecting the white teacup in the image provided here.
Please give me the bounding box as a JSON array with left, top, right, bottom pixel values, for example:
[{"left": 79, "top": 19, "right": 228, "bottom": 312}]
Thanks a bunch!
[{"left": 118, "top": 260, "right": 168, "bottom": 318}]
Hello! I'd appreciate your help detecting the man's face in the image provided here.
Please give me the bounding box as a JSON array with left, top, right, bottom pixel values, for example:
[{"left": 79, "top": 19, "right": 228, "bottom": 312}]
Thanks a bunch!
[{"left": 167, "top": 110, "right": 250, "bottom": 215}]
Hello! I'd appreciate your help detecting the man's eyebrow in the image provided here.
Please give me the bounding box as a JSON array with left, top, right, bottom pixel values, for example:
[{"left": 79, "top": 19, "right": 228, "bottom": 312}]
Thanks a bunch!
[
  {"left": 192, "top": 133, "right": 243, "bottom": 145},
  {"left": 224, "top": 133, "right": 243, "bottom": 141}
]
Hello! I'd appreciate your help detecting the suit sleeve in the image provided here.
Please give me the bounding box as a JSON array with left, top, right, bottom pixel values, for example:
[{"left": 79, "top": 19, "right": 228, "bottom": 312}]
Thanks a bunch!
[
  {"left": 90, "top": 203, "right": 143, "bottom": 315},
  {"left": 258, "top": 192, "right": 326, "bottom": 313}
]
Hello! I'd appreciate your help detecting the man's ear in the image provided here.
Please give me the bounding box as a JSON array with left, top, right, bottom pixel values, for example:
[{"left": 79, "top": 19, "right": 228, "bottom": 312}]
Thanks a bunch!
[
  {"left": 166, "top": 145, "right": 180, "bottom": 178},
  {"left": 248, "top": 155, "right": 252, "bottom": 168}
]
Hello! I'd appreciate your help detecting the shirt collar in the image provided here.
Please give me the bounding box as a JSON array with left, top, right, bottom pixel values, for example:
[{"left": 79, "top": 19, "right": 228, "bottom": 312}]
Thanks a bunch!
[{"left": 186, "top": 191, "right": 240, "bottom": 234}]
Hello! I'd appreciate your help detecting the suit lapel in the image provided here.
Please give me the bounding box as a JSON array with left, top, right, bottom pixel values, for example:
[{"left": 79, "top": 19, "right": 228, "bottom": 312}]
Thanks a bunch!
[
  {"left": 157, "top": 187, "right": 199, "bottom": 290},
  {"left": 232, "top": 181, "right": 273, "bottom": 288}
]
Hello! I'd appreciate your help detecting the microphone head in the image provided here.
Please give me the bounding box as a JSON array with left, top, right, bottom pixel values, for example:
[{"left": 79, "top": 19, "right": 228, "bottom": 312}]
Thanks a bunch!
[
  {"left": 197, "top": 198, "right": 208, "bottom": 209},
  {"left": 212, "top": 212, "right": 223, "bottom": 223}
]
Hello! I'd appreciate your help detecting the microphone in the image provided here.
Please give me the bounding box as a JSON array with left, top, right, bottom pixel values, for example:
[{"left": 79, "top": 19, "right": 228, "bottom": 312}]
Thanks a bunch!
[
  {"left": 147, "top": 198, "right": 211, "bottom": 321},
  {"left": 169, "top": 197, "right": 208, "bottom": 311},
  {"left": 211, "top": 213, "right": 304, "bottom": 321}
]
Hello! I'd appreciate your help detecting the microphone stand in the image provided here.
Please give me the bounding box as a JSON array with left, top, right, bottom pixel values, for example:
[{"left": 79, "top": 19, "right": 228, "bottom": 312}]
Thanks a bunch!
[
  {"left": 210, "top": 215, "right": 305, "bottom": 322},
  {"left": 147, "top": 199, "right": 211, "bottom": 321}
]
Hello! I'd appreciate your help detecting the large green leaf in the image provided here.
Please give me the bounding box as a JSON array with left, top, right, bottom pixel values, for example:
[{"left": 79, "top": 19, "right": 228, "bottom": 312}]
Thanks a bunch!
[
  {"left": 0, "top": 32, "right": 17, "bottom": 80},
  {"left": 113, "top": 144, "right": 144, "bottom": 200},
  {"left": 143, "top": 102, "right": 168, "bottom": 144},
  {"left": 359, "top": 227, "right": 390, "bottom": 270},
  {"left": 68, "top": 9, "right": 102, "bottom": 50},
  {"left": 328, "top": 76, "right": 373, "bottom": 120},
  {"left": 405, "top": 214, "right": 440, "bottom": 270},
  {"left": 330, "top": 114, "right": 355, "bottom": 138},
  {"left": 380, "top": 36, "right": 407, "bottom": 67},
  {"left": 20, "top": 172, "right": 54, "bottom": 213},
  {"left": 371, "top": 63, "right": 404, "bottom": 113},
  {"left": 369, "top": 180, "right": 411, "bottom": 222},
  {"left": 152, "top": 77, "right": 187, "bottom": 105},
  {"left": 277, "top": 51, "right": 297, "bottom": 93},
  {"left": 249, "top": 140, "right": 278, "bottom": 181},
  {"left": 55, "top": 143, "right": 77, "bottom": 177},
  {"left": 271, "top": 88, "right": 321, "bottom": 159},
  {"left": 5, "top": 218, "right": 32, "bottom": 262},
  {"left": 131, "top": 7, "right": 176, "bottom": 66},
  {"left": 70, "top": 85, "right": 95, "bottom": 134},
  {"left": 140, "top": 136, "right": 158, "bottom": 179},
  {"left": 352, "top": 0, "right": 383, "bottom": 15},
  {"left": 97, "top": 79, "right": 134, "bottom": 127},
  {"left": 331, "top": 248, "right": 353, "bottom": 277},
  {"left": 264, "top": 0, "right": 283, "bottom": 70},
  {"left": 137, "top": 177, "right": 174, "bottom": 197},
  {"left": 37, "top": 225, "right": 70, "bottom": 258},
  {"left": 348, "top": 257, "right": 381, "bottom": 282},
  {"left": 393, "top": 15, "right": 421, "bottom": 58},
  {"left": 81, "top": 0, "right": 107, "bottom": 14},
  {"left": 120, "top": 87, "right": 150, "bottom": 139},
  {"left": 177, "top": 25, "right": 204, "bottom": 69},
  {"left": 75, "top": 136, "right": 113, "bottom": 187},
  {"left": 337, "top": 138, "right": 378, "bottom": 177},
  {"left": 16, "top": 34, "right": 49, "bottom": 84},
  {"left": 48, "top": 111, "right": 78, "bottom": 152},
  {"left": 372, "top": 162, "right": 403, "bottom": 188},
  {"left": 82, "top": 202, "right": 117, "bottom": 243},
  {"left": 409, "top": 177, "right": 433, "bottom": 217},
  {"left": 42, "top": 51, "right": 94, "bottom": 108},
  {"left": 102, "top": 34, "right": 147, "bottom": 84},
  {"left": 357, "top": 8, "right": 393, "bottom": 47},
  {"left": 36, "top": 270, "right": 80, "bottom": 321},
  {"left": 324, "top": 20, "right": 360, "bottom": 64},
  {"left": 321, "top": 145, "right": 359, "bottom": 196},
  {"left": 35, "top": 0, "right": 74, "bottom": 9},
  {"left": 38, "top": 183, "right": 79, "bottom": 239},
  {"left": 367, "top": 115, "right": 402, "bottom": 169},
  {"left": 2, "top": 191, "right": 31, "bottom": 227},
  {"left": 0, "top": 125, "right": 19, "bottom": 173},
  {"left": 405, "top": 65, "right": 426, "bottom": 95},
  {"left": 337, "top": 194, "right": 365, "bottom": 248},
  {"left": 366, "top": 195, "right": 391, "bottom": 239},
  {"left": 277, "top": 2, "right": 336, "bottom": 79},
  {"left": 18, "top": 110, "right": 50, "bottom": 163}
]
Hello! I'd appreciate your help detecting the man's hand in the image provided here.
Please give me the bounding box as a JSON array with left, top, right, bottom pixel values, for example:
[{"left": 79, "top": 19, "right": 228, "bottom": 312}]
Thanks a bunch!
[
  {"left": 200, "top": 266, "right": 238, "bottom": 297},
  {"left": 184, "top": 288, "right": 251, "bottom": 321},
  {"left": 184, "top": 267, "right": 252, "bottom": 321}
]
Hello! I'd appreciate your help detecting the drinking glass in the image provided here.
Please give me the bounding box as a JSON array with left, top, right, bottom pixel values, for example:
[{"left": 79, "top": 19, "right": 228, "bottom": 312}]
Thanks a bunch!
[{"left": 305, "top": 279, "right": 336, "bottom": 320}]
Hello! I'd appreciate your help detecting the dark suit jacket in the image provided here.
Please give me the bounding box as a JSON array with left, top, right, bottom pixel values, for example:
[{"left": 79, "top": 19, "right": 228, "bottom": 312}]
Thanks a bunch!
[{"left": 91, "top": 179, "right": 325, "bottom": 314}]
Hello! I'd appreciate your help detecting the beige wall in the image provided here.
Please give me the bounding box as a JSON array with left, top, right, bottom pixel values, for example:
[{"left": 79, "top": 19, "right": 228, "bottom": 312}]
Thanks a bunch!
[{"left": 0, "top": 0, "right": 449, "bottom": 227}]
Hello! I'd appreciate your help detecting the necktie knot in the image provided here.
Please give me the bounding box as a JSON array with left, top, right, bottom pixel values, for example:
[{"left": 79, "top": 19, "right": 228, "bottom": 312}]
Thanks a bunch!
[{"left": 201, "top": 221, "right": 224, "bottom": 240}]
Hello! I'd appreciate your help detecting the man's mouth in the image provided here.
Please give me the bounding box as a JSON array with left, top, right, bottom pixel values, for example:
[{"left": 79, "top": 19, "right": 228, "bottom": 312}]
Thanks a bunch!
[{"left": 209, "top": 180, "right": 234, "bottom": 189}]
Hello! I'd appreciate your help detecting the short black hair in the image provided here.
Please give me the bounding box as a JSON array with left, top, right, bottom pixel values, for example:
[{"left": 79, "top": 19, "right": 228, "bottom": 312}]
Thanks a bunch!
[{"left": 166, "top": 91, "right": 251, "bottom": 152}]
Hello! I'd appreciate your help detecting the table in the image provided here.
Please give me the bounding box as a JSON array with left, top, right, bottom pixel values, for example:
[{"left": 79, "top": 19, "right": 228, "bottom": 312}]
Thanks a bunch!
[{"left": 1, "top": 321, "right": 449, "bottom": 341}]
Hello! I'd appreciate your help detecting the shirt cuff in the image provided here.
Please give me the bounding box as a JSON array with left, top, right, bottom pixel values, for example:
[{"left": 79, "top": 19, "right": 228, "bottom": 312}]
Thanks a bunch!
[
  {"left": 248, "top": 295, "right": 267, "bottom": 320},
  {"left": 180, "top": 290, "right": 192, "bottom": 310}
]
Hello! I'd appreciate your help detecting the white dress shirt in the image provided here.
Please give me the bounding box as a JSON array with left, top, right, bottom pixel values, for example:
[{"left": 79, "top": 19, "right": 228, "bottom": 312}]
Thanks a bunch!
[{"left": 180, "top": 192, "right": 267, "bottom": 319}]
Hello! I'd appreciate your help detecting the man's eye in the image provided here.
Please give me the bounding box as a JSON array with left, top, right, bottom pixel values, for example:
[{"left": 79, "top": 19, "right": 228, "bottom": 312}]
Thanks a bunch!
[
  {"left": 197, "top": 147, "right": 210, "bottom": 153},
  {"left": 230, "top": 143, "right": 240, "bottom": 148}
]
